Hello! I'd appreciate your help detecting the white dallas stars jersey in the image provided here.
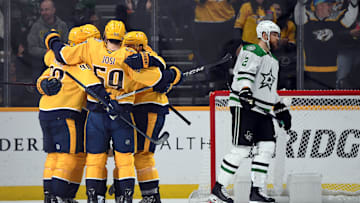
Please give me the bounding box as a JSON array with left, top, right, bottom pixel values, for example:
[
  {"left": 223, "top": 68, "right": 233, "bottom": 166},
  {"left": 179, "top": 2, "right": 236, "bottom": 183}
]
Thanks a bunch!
[{"left": 229, "top": 44, "right": 280, "bottom": 111}]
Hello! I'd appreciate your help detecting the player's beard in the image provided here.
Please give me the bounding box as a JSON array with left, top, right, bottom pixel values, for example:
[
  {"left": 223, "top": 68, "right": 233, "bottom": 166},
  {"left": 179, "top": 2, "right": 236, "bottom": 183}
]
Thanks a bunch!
[{"left": 270, "top": 41, "right": 279, "bottom": 51}]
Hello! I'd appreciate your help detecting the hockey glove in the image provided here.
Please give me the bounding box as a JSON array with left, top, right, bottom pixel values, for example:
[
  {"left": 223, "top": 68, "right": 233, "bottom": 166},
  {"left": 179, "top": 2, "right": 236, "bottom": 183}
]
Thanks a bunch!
[
  {"left": 165, "top": 66, "right": 183, "bottom": 93},
  {"left": 124, "top": 52, "right": 165, "bottom": 70},
  {"left": 238, "top": 87, "right": 254, "bottom": 110},
  {"left": 106, "top": 100, "right": 132, "bottom": 118},
  {"left": 169, "top": 66, "right": 183, "bottom": 86},
  {"left": 153, "top": 69, "right": 177, "bottom": 93},
  {"left": 40, "top": 78, "right": 62, "bottom": 96},
  {"left": 44, "top": 29, "right": 61, "bottom": 50},
  {"left": 274, "top": 102, "right": 292, "bottom": 130}
]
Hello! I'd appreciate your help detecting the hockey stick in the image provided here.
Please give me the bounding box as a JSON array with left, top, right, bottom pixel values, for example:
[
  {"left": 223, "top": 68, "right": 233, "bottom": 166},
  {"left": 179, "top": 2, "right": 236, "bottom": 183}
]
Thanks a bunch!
[
  {"left": 64, "top": 71, "right": 169, "bottom": 145},
  {"left": 182, "top": 53, "right": 233, "bottom": 77},
  {"left": 0, "top": 81, "right": 36, "bottom": 86},
  {"left": 114, "top": 53, "right": 232, "bottom": 125},
  {"left": 115, "top": 53, "right": 233, "bottom": 100},
  {"left": 236, "top": 95, "right": 286, "bottom": 128},
  {"left": 169, "top": 105, "right": 191, "bottom": 125}
]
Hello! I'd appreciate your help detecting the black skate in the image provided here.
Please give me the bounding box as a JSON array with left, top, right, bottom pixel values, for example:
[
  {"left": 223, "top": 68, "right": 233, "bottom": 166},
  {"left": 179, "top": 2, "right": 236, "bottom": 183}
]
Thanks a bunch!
[
  {"left": 115, "top": 188, "right": 133, "bottom": 203},
  {"left": 44, "top": 190, "right": 52, "bottom": 203},
  {"left": 208, "top": 182, "right": 234, "bottom": 203},
  {"left": 87, "top": 188, "right": 105, "bottom": 203},
  {"left": 50, "top": 197, "right": 79, "bottom": 203},
  {"left": 249, "top": 187, "right": 275, "bottom": 203},
  {"left": 139, "top": 193, "right": 161, "bottom": 203}
]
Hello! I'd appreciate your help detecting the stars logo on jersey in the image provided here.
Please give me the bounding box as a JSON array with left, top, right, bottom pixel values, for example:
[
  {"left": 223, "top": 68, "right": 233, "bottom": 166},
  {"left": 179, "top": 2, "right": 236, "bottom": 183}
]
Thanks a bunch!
[
  {"left": 260, "top": 69, "right": 275, "bottom": 91},
  {"left": 244, "top": 130, "right": 253, "bottom": 142}
]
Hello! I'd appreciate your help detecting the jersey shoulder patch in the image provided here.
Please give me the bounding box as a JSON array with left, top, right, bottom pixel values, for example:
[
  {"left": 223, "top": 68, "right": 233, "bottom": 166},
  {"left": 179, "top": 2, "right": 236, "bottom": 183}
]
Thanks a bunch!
[{"left": 243, "top": 44, "right": 267, "bottom": 57}]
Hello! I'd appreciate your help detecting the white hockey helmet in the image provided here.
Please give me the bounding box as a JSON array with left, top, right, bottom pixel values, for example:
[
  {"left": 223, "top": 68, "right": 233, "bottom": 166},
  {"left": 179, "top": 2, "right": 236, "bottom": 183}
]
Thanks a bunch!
[{"left": 256, "top": 20, "right": 280, "bottom": 49}]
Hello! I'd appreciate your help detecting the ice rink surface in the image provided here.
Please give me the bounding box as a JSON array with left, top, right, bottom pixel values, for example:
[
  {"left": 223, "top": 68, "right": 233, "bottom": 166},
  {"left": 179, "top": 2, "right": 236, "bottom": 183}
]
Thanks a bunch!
[
  {"left": 1, "top": 196, "right": 360, "bottom": 203},
  {"left": 0, "top": 200, "right": 187, "bottom": 203}
]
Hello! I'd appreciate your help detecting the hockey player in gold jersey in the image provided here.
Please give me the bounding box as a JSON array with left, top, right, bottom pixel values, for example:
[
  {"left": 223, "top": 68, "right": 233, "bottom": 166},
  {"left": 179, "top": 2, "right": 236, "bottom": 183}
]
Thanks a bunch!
[
  {"left": 117, "top": 31, "right": 181, "bottom": 203},
  {"left": 44, "top": 20, "right": 181, "bottom": 203},
  {"left": 38, "top": 24, "right": 104, "bottom": 203}
]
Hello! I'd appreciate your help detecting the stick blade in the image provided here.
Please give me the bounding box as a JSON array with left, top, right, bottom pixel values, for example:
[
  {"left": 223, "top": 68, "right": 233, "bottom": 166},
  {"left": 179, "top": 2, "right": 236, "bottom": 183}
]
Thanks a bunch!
[{"left": 154, "top": 131, "right": 169, "bottom": 145}]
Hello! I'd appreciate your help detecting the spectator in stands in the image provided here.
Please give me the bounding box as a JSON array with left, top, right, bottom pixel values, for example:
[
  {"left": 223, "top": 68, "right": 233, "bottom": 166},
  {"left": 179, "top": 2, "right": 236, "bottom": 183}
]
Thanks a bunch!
[
  {"left": 89, "top": 11, "right": 101, "bottom": 30},
  {"left": 336, "top": 5, "right": 360, "bottom": 89},
  {"left": 294, "top": 0, "right": 358, "bottom": 89},
  {"left": 125, "top": 0, "right": 152, "bottom": 35},
  {"left": 233, "top": 0, "right": 272, "bottom": 47},
  {"left": 115, "top": 4, "right": 130, "bottom": 29},
  {"left": 27, "top": 0, "right": 68, "bottom": 82},
  {"left": 193, "top": 0, "right": 235, "bottom": 65},
  {"left": 271, "top": 0, "right": 297, "bottom": 90},
  {"left": 193, "top": 0, "right": 236, "bottom": 90}
]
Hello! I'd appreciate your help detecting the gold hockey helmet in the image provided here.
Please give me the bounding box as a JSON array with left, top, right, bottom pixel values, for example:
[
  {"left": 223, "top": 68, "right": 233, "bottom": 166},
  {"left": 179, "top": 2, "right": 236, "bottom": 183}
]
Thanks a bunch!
[
  {"left": 122, "top": 31, "right": 148, "bottom": 52},
  {"left": 68, "top": 27, "right": 82, "bottom": 46},
  {"left": 81, "top": 24, "right": 101, "bottom": 40},
  {"left": 68, "top": 24, "right": 100, "bottom": 46},
  {"left": 104, "top": 20, "right": 126, "bottom": 41}
]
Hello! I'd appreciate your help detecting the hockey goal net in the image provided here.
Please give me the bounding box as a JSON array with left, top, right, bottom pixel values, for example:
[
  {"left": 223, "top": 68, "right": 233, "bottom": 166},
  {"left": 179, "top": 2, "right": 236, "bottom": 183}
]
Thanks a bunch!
[{"left": 189, "top": 90, "right": 360, "bottom": 201}]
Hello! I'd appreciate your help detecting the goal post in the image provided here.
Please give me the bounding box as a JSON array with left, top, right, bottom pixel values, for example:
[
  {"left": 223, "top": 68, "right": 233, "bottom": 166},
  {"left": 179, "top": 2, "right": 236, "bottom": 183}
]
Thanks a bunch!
[{"left": 200, "top": 90, "right": 360, "bottom": 201}]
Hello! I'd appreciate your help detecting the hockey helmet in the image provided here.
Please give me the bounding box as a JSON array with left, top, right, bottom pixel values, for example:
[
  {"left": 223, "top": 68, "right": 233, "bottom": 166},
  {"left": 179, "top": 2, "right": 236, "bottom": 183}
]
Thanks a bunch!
[
  {"left": 122, "top": 31, "right": 148, "bottom": 51},
  {"left": 81, "top": 24, "right": 101, "bottom": 40},
  {"left": 68, "top": 24, "right": 100, "bottom": 46},
  {"left": 68, "top": 27, "right": 83, "bottom": 46},
  {"left": 256, "top": 20, "right": 280, "bottom": 48},
  {"left": 104, "top": 20, "right": 126, "bottom": 41}
]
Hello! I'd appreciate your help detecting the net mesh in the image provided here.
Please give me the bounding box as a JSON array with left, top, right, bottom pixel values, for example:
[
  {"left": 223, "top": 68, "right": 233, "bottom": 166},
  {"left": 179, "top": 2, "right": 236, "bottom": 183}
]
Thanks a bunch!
[{"left": 189, "top": 90, "right": 360, "bottom": 202}]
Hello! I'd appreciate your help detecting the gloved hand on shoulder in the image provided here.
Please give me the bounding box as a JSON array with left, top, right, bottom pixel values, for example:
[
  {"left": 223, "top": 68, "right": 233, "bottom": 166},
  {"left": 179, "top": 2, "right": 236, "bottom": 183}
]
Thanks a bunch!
[
  {"left": 44, "top": 29, "right": 61, "bottom": 50},
  {"left": 124, "top": 52, "right": 165, "bottom": 70},
  {"left": 153, "top": 66, "right": 183, "bottom": 93},
  {"left": 40, "top": 78, "right": 62, "bottom": 96}
]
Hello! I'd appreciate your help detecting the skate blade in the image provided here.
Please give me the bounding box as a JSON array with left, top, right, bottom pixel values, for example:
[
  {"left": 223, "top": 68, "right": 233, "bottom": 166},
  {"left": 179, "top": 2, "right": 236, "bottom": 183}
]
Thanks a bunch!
[{"left": 208, "top": 194, "right": 220, "bottom": 203}]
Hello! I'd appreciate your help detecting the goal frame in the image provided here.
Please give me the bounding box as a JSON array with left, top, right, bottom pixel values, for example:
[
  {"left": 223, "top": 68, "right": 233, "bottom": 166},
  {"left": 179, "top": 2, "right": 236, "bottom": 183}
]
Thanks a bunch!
[{"left": 209, "top": 89, "right": 360, "bottom": 190}]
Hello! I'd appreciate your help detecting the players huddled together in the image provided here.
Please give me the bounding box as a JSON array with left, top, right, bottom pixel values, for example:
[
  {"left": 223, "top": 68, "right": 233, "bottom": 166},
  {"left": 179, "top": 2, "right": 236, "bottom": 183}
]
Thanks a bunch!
[{"left": 38, "top": 20, "right": 182, "bottom": 203}]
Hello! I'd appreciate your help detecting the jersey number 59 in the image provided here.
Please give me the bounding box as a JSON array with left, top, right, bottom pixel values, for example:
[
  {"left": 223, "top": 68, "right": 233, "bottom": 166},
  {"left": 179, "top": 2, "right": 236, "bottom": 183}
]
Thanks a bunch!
[{"left": 94, "top": 65, "right": 124, "bottom": 89}]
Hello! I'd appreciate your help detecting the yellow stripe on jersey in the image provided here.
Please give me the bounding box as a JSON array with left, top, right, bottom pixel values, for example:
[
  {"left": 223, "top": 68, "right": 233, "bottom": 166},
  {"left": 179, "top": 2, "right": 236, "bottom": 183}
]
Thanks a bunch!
[
  {"left": 66, "top": 118, "right": 77, "bottom": 154},
  {"left": 144, "top": 113, "right": 157, "bottom": 151},
  {"left": 57, "top": 38, "right": 162, "bottom": 104}
]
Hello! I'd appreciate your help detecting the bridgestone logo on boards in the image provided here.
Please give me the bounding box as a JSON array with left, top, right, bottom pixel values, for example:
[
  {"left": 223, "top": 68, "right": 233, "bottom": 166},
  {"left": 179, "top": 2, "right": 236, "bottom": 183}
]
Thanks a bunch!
[{"left": 286, "top": 129, "right": 360, "bottom": 158}]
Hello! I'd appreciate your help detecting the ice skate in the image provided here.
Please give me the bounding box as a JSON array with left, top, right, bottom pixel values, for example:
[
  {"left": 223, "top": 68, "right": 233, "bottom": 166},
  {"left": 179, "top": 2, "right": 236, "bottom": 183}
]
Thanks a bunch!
[
  {"left": 139, "top": 193, "right": 161, "bottom": 203},
  {"left": 249, "top": 186, "right": 275, "bottom": 203},
  {"left": 208, "top": 182, "right": 234, "bottom": 203}
]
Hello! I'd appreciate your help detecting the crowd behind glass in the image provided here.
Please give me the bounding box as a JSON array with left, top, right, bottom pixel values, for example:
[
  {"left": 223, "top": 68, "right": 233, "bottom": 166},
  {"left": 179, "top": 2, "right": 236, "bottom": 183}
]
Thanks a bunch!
[{"left": 0, "top": 0, "right": 359, "bottom": 107}]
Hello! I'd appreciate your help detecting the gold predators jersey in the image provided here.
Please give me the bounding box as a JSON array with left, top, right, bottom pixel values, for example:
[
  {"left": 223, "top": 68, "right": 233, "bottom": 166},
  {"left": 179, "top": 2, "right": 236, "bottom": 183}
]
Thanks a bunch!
[
  {"left": 56, "top": 38, "right": 162, "bottom": 105},
  {"left": 37, "top": 51, "right": 102, "bottom": 119},
  {"left": 194, "top": 0, "right": 235, "bottom": 23},
  {"left": 281, "top": 20, "right": 296, "bottom": 44},
  {"left": 234, "top": 2, "right": 267, "bottom": 44},
  {"left": 132, "top": 45, "right": 169, "bottom": 111}
]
